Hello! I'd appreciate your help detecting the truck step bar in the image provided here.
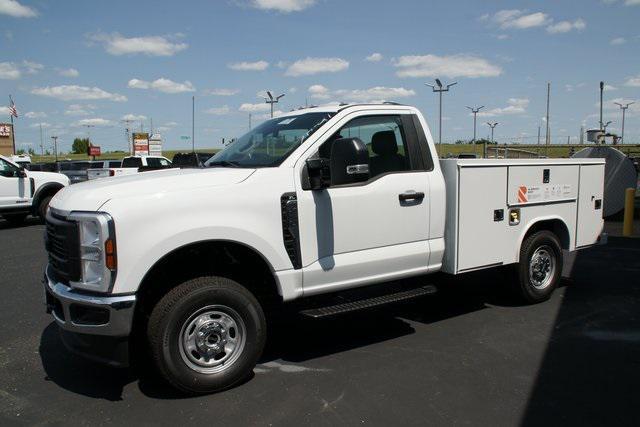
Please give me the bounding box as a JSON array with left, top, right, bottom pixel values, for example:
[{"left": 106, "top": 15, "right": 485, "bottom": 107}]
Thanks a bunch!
[{"left": 299, "top": 285, "right": 437, "bottom": 318}]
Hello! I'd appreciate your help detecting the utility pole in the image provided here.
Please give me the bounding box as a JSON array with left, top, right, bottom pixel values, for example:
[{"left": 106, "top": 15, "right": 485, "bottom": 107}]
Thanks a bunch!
[
  {"left": 580, "top": 126, "right": 584, "bottom": 144},
  {"left": 614, "top": 101, "right": 634, "bottom": 144},
  {"left": 263, "top": 91, "right": 285, "bottom": 118},
  {"left": 545, "top": 82, "right": 551, "bottom": 157},
  {"left": 426, "top": 79, "right": 457, "bottom": 145},
  {"left": 599, "top": 81, "right": 604, "bottom": 131},
  {"left": 39, "top": 123, "right": 44, "bottom": 155},
  {"left": 487, "top": 122, "right": 498, "bottom": 158},
  {"left": 192, "top": 95, "right": 195, "bottom": 153},
  {"left": 51, "top": 136, "right": 58, "bottom": 162}
]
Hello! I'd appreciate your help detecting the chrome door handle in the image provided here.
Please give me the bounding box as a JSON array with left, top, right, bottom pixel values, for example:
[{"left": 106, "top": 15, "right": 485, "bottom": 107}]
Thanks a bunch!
[{"left": 399, "top": 191, "right": 425, "bottom": 202}]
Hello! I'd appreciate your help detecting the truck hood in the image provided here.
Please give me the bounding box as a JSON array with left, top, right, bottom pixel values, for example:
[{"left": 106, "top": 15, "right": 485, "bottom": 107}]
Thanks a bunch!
[{"left": 50, "top": 167, "right": 255, "bottom": 211}]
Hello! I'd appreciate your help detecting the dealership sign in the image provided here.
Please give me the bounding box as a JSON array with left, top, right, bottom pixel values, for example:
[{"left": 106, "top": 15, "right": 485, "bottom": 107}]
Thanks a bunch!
[{"left": 88, "top": 146, "right": 101, "bottom": 156}]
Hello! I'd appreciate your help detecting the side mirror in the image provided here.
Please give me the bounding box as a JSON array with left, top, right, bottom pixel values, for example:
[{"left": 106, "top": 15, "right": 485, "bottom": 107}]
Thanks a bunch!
[
  {"left": 17, "top": 167, "right": 27, "bottom": 178},
  {"left": 305, "top": 158, "right": 330, "bottom": 190},
  {"left": 330, "top": 137, "right": 370, "bottom": 186}
]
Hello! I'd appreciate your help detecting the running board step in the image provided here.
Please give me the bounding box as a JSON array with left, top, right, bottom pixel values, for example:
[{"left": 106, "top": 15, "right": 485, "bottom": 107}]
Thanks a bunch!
[{"left": 299, "top": 285, "right": 437, "bottom": 318}]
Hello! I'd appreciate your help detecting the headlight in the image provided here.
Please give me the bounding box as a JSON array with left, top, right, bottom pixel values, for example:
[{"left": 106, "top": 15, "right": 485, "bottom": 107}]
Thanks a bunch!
[{"left": 68, "top": 211, "right": 117, "bottom": 293}]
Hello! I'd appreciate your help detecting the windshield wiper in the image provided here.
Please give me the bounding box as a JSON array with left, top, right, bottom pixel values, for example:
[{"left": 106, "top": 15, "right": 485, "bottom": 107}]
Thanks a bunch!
[{"left": 208, "top": 160, "right": 240, "bottom": 168}]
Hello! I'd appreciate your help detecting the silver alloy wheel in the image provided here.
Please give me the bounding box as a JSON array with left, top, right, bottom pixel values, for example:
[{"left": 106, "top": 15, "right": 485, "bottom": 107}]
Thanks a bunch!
[
  {"left": 529, "top": 245, "right": 556, "bottom": 290},
  {"left": 179, "top": 305, "right": 246, "bottom": 374}
]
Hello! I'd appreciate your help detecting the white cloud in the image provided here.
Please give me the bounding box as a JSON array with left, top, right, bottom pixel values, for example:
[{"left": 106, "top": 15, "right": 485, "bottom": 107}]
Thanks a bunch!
[
  {"left": 486, "top": 10, "right": 551, "bottom": 29},
  {"left": 0, "top": 106, "right": 10, "bottom": 115},
  {"left": 604, "top": 84, "right": 618, "bottom": 91},
  {"left": 0, "top": 0, "right": 37, "bottom": 18},
  {"left": 250, "top": 0, "right": 316, "bottom": 12},
  {"left": 394, "top": 54, "right": 502, "bottom": 78},
  {"left": 22, "top": 60, "right": 43, "bottom": 74},
  {"left": 308, "top": 85, "right": 416, "bottom": 102},
  {"left": 32, "top": 85, "right": 127, "bottom": 102},
  {"left": 478, "top": 98, "right": 529, "bottom": 117},
  {"left": 610, "top": 37, "right": 627, "bottom": 45},
  {"left": 365, "top": 53, "right": 383, "bottom": 62},
  {"left": 565, "top": 83, "right": 586, "bottom": 92},
  {"left": 128, "top": 78, "right": 195, "bottom": 93},
  {"left": 73, "top": 118, "right": 112, "bottom": 127},
  {"left": 285, "top": 57, "right": 349, "bottom": 76},
  {"left": 546, "top": 18, "right": 586, "bottom": 34},
  {"left": 625, "top": 74, "right": 640, "bottom": 87},
  {"left": 496, "top": 34, "right": 509, "bottom": 40},
  {"left": 204, "top": 88, "right": 240, "bottom": 96},
  {"left": 64, "top": 104, "right": 96, "bottom": 116},
  {"left": 228, "top": 60, "right": 269, "bottom": 71},
  {"left": 604, "top": 0, "right": 640, "bottom": 5},
  {"left": 205, "top": 106, "right": 230, "bottom": 115},
  {"left": 24, "top": 111, "right": 47, "bottom": 119},
  {"left": 239, "top": 103, "right": 271, "bottom": 112},
  {"left": 121, "top": 113, "right": 147, "bottom": 121},
  {"left": 58, "top": 68, "right": 79, "bottom": 77},
  {"left": 89, "top": 32, "right": 188, "bottom": 57},
  {"left": 0, "top": 62, "right": 21, "bottom": 79}
]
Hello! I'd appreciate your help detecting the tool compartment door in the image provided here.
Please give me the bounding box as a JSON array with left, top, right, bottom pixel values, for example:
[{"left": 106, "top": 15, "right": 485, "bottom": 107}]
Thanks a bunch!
[
  {"left": 576, "top": 164, "right": 604, "bottom": 247},
  {"left": 457, "top": 166, "right": 508, "bottom": 271},
  {"left": 507, "top": 165, "right": 579, "bottom": 206}
]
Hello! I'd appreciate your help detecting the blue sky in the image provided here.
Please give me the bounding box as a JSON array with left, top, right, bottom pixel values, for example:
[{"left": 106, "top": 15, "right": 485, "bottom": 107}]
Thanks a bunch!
[{"left": 1, "top": 0, "right": 640, "bottom": 153}]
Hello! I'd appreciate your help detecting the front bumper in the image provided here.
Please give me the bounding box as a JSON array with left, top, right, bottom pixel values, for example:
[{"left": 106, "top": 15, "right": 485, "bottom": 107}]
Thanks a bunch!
[{"left": 44, "top": 268, "right": 136, "bottom": 367}]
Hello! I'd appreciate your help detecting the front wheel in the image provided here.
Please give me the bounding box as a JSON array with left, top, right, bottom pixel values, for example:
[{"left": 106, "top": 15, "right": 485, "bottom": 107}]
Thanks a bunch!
[
  {"left": 37, "top": 196, "right": 52, "bottom": 222},
  {"left": 147, "top": 276, "right": 266, "bottom": 394},
  {"left": 515, "top": 230, "right": 563, "bottom": 304}
]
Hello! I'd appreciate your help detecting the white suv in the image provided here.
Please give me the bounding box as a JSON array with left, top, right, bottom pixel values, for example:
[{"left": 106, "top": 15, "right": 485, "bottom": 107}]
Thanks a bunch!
[{"left": 0, "top": 155, "right": 69, "bottom": 225}]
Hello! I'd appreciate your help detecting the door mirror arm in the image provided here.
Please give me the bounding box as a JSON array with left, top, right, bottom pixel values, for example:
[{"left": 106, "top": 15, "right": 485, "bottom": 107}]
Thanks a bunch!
[{"left": 17, "top": 167, "right": 27, "bottom": 178}]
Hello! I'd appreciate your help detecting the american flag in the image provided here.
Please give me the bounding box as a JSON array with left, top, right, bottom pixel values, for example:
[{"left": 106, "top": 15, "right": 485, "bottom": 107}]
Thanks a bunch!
[{"left": 8, "top": 96, "right": 18, "bottom": 118}]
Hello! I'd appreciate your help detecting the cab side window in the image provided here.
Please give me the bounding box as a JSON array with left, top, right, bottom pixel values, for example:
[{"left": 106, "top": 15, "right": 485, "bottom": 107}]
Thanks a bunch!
[
  {"left": 318, "top": 115, "right": 411, "bottom": 180},
  {"left": 0, "top": 158, "right": 19, "bottom": 178}
]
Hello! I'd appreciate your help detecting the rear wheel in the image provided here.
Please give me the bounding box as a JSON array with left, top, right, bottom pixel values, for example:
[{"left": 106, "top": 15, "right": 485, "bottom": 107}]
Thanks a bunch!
[
  {"left": 515, "top": 230, "right": 563, "bottom": 303},
  {"left": 1, "top": 213, "right": 27, "bottom": 226},
  {"left": 147, "top": 276, "right": 266, "bottom": 394}
]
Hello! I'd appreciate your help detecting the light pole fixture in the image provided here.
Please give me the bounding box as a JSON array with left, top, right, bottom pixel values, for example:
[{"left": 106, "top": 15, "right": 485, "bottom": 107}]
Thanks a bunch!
[
  {"left": 263, "top": 91, "right": 285, "bottom": 118},
  {"left": 614, "top": 101, "right": 634, "bottom": 144},
  {"left": 603, "top": 120, "right": 613, "bottom": 133},
  {"left": 51, "top": 135, "right": 58, "bottom": 162},
  {"left": 487, "top": 122, "right": 498, "bottom": 158},
  {"left": 425, "top": 79, "right": 457, "bottom": 145}
]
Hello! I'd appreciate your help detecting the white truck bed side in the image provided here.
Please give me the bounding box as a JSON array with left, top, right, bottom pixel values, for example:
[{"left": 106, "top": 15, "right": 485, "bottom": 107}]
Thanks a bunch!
[{"left": 440, "top": 158, "right": 605, "bottom": 274}]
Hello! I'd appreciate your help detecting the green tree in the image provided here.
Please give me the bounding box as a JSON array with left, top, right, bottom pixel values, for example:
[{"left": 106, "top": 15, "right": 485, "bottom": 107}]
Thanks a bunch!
[{"left": 72, "top": 138, "right": 90, "bottom": 154}]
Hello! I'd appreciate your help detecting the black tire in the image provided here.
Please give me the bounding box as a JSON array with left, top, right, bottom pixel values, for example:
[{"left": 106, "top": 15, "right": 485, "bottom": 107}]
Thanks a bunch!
[
  {"left": 37, "top": 196, "right": 53, "bottom": 222},
  {"left": 515, "top": 230, "right": 563, "bottom": 304},
  {"left": 2, "top": 213, "right": 27, "bottom": 226},
  {"left": 147, "top": 276, "right": 266, "bottom": 394}
]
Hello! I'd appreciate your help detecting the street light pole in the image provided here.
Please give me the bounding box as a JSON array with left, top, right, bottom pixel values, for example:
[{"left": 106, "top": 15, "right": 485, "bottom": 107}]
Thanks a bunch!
[
  {"left": 614, "top": 101, "right": 635, "bottom": 144},
  {"left": 487, "top": 122, "right": 498, "bottom": 158},
  {"left": 599, "top": 81, "right": 604, "bottom": 131},
  {"left": 263, "top": 91, "right": 285, "bottom": 118},
  {"left": 51, "top": 136, "right": 58, "bottom": 162},
  {"left": 426, "top": 79, "right": 457, "bottom": 145},
  {"left": 466, "top": 105, "right": 484, "bottom": 157}
]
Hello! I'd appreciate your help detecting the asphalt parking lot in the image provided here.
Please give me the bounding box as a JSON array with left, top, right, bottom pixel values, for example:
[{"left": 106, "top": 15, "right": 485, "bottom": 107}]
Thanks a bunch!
[{"left": 1, "top": 218, "right": 639, "bottom": 426}]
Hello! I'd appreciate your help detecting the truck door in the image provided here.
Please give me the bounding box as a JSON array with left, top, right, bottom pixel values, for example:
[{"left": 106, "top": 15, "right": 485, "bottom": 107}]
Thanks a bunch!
[
  {"left": 296, "top": 113, "right": 432, "bottom": 295},
  {"left": 0, "top": 157, "right": 27, "bottom": 208}
]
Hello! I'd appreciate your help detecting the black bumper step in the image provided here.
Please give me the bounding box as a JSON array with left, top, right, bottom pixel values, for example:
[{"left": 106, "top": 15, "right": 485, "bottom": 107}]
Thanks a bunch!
[{"left": 300, "top": 285, "right": 437, "bottom": 318}]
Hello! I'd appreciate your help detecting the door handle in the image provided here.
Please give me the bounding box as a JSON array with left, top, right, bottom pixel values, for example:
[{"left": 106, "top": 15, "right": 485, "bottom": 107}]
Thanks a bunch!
[{"left": 399, "top": 191, "right": 425, "bottom": 202}]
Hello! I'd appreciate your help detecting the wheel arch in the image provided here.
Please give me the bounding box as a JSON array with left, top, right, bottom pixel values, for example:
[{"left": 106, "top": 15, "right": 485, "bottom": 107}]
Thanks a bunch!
[
  {"left": 516, "top": 216, "right": 572, "bottom": 262},
  {"left": 32, "top": 182, "right": 64, "bottom": 214},
  {"left": 134, "top": 239, "right": 283, "bottom": 321}
]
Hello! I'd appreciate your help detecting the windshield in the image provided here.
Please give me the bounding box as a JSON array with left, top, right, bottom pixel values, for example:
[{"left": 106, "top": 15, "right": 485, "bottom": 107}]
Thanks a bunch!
[{"left": 205, "top": 112, "right": 334, "bottom": 168}]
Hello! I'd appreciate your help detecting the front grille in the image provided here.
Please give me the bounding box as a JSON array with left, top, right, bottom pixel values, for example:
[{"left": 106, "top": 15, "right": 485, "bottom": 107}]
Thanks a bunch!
[{"left": 45, "top": 211, "right": 81, "bottom": 284}]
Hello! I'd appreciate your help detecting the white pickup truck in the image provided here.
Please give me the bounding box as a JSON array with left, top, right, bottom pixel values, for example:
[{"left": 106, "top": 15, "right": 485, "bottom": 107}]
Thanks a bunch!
[
  {"left": 43, "top": 103, "right": 605, "bottom": 394},
  {"left": 86, "top": 155, "right": 172, "bottom": 180},
  {"left": 0, "top": 155, "right": 69, "bottom": 225}
]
